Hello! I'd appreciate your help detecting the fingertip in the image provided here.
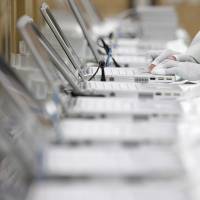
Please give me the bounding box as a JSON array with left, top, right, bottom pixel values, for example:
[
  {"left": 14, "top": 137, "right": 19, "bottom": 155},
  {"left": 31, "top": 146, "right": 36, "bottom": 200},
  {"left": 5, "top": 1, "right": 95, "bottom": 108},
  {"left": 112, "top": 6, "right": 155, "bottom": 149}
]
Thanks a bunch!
[
  {"left": 167, "top": 55, "right": 177, "bottom": 61},
  {"left": 148, "top": 64, "right": 156, "bottom": 72}
]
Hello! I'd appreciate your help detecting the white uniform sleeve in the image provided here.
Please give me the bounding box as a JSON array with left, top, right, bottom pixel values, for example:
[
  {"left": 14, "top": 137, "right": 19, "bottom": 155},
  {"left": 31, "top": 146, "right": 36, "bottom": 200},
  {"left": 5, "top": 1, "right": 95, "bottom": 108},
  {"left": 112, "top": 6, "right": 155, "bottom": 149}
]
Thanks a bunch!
[{"left": 186, "top": 31, "right": 200, "bottom": 63}]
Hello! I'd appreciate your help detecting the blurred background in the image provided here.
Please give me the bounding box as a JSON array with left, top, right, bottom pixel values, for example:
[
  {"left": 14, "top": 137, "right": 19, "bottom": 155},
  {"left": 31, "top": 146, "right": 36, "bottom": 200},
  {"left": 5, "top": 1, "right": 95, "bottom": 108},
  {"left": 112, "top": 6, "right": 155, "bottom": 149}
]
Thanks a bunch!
[{"left": 0, "top": 0, "right": 200, "bottom": 62}]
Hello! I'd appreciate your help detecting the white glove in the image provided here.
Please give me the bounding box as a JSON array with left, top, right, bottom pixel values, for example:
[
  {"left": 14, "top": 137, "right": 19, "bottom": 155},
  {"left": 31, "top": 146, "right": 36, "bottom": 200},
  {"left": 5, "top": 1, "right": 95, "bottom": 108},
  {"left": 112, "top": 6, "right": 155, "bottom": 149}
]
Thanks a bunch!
[
  {"left": 151, "top": 59, "right": 200, "bottom": 81},
  {"left": 147, "top": 49, "right": 196, "bottom": 71}
]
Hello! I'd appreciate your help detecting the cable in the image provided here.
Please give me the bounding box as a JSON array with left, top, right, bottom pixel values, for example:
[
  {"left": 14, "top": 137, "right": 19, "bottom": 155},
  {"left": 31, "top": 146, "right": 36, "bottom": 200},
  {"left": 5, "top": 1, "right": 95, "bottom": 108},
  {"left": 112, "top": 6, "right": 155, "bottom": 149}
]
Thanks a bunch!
[
  {"left": 97, "top": 37, "right": 122, "bottom": 68},
  {"left": 99, "top": 60, "right": 106, "bottom": 81},
  {"left": 88, "top": 60, "right": 106, "bottom": 81}
]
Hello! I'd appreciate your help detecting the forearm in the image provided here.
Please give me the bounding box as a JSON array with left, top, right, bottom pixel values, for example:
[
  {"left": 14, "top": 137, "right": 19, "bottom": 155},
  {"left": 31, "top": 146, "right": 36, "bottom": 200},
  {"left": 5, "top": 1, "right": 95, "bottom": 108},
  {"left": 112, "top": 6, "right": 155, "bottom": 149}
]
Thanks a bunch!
[{"left": 186, "top": 31, "right": 200, "bottom": 64}]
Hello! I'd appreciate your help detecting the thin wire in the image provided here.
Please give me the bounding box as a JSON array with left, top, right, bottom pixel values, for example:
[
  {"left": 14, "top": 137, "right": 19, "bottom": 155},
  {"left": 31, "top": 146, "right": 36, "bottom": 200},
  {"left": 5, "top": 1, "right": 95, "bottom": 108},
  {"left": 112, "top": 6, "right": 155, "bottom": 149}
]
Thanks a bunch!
[{"left": 97, "top": 37, "right": 122, "bottom": 68}]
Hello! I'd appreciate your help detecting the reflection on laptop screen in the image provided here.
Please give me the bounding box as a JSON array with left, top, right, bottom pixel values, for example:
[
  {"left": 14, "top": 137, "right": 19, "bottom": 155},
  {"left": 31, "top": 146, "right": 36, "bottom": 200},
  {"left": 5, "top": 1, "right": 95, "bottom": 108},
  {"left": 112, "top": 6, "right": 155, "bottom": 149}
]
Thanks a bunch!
[
  {"left": 66, "top": 0, "right": 103, "bottom": 63},
  {"left": 40, "top": 3, "right": 84, "bottom": 77}
]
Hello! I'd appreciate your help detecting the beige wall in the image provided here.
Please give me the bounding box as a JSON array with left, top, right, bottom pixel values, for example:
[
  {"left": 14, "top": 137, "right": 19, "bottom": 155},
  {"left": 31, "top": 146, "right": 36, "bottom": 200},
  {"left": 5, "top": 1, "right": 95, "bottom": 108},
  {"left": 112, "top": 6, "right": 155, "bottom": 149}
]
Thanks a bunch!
[
  {"left": 176, "top": 2, "right": 200, "bottom": 38},
  {"left": 92, "top": 0, "right": 131, "bottom": 17},
  {"left": 156, "top": 0, "right": 200, "bottom": 38},
  {"left": 0, "top": 0, "right": 11, "bottom": 61}
]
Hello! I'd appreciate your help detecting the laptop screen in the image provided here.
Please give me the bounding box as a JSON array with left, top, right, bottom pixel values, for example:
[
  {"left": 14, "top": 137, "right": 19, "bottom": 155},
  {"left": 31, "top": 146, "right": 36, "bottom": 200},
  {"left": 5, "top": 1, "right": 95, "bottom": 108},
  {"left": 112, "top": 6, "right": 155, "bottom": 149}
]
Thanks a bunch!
[
  {"left": 40, "top": 3, "right": 84, "bottom": 77},
  {"left": 66, "top": 0, "right": 103, "bottom": 63},
  {"left": 17, "top": 16, "right": 82, "bottom": 94}
]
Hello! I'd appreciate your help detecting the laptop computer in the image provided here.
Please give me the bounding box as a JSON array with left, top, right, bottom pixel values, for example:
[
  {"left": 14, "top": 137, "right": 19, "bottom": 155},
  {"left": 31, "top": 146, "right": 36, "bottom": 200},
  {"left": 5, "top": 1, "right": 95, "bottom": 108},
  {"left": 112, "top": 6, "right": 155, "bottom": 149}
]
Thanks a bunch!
[
  {"left": 17, "top": 16, "right": 182, "bottom": 100},
  {"left": 0, "top": 121, "right": 183, "bottom": 179},
  {"left": 62, "top": 0, "right": 176, "bottom": 83},
  {"left": 0, "top": 124, "right": 183, "bottom": 180}
]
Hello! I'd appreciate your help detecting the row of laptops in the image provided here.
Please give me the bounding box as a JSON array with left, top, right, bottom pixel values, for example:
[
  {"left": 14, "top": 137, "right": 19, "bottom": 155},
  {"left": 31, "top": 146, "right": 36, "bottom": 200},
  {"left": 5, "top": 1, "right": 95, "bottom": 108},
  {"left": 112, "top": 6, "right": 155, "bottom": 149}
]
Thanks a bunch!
[
  {"left": 16, "top": 15, "right": 183, "bottom": 121},
  {"left": 0, "top": 1, "right": 190, "bottom": 200},
  {"left": 39, "top": 1, "right": 178, "bottom": 84},
  {"left": 0, "top": 56, "right": 189, "bottom": 200},
  {"left": 0, "top": 53, "right": 187, "bottom": 199}
]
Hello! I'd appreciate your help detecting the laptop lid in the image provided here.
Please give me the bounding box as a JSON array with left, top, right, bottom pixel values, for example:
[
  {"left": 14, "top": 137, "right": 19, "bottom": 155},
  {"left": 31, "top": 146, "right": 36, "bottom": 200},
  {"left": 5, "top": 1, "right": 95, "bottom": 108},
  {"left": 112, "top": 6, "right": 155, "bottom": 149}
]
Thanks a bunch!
[
  {"left": 66, "top": 0, "right": 103, "bottom": 63},
  {"left": 17, "top": 16, "right": 83, "bottom": 95},
  {"left": 40, "top": 2, "right": 85, "bottom": 80}
]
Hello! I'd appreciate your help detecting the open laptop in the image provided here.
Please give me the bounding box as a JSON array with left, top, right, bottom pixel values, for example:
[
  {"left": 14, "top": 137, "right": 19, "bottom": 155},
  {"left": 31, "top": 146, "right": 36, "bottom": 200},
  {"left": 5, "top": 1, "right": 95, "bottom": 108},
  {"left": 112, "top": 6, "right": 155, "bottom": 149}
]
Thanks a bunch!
[
  {"left": 17, "top": 16, "right": 182, "bottom": 100},
  {"left": 0, "top": 121, "right": 183, "bottom": 179},
  {"left": 0, "top": 123, "right": 183, "bottom": 180},
  {"left": 61, "top": 0, "right": 176, "bottom": 83}
]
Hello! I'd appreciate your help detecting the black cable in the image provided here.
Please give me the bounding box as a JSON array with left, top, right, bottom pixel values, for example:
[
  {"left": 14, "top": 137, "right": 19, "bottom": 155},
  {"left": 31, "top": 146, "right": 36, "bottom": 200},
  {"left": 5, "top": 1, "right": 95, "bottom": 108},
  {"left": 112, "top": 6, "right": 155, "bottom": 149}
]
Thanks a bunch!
[
  {"left": 99, "top": 60, "right": 106, "bottom": 81},
  {"left": 88, "top": 60, "right": 106, "bottom": 81},
  {"left": 88, "top": 65, "right": 100, "bottom": 81},
  {"left": 112, "top": 57, "right": 121, "bottom": 68},
  {"left": 97, "top": 37, "right": 122, "bottom": 68}
]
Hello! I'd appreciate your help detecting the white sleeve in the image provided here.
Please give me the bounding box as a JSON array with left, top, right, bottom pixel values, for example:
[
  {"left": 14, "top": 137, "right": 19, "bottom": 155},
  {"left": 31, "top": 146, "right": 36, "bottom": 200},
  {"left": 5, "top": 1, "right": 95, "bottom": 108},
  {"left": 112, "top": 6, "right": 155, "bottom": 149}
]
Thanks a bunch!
[{"left": 186, "top": 31, "right": 200, "bottom": 63}]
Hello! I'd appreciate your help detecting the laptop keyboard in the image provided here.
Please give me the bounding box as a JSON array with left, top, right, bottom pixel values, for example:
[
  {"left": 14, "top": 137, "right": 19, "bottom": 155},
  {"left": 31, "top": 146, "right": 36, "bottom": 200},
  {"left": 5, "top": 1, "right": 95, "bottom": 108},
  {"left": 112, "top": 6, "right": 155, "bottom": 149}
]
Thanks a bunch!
[
  {"left": 86, "top": 81, "right": 138, "bottom": 91},
  {"left": 70, "top": 97, "right": 135, "bottom": 113},
  {"left": 88, "top": 67, "right": 147, "bottom": 77},
  {"left": 97, "top": 67, "right": 135, "bottom": 76}
]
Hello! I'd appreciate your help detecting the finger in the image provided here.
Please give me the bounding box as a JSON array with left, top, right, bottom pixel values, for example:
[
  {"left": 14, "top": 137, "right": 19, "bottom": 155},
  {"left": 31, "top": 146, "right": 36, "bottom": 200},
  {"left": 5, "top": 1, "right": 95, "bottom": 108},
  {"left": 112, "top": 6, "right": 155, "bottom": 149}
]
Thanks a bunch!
[
  {"left": 151, "top": 49, "right": 175, "bottom": 66},
  {"left": 149, "top": 56, "right": 177, "bottom": 72},
  {"left": 167, "top": 55, "right": 177, "bottom": 61},
  {"left": 148, "top": 49, "right": 176, "bottom": 72},
  {"left": 149, "top": 63, "right": 156, "bottom": 72}
]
